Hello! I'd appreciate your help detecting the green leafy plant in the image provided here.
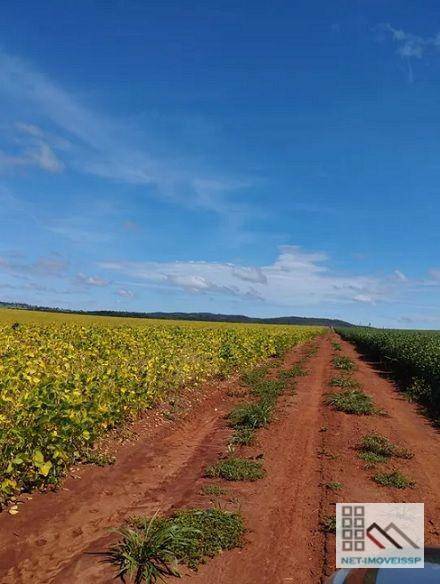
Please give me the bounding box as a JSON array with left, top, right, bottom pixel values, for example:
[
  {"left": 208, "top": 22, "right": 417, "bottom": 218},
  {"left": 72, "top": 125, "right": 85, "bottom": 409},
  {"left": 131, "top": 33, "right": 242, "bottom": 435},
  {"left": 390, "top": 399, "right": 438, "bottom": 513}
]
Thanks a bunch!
[
  {"left": 0, "top": 317, "right": 323, "bottom": 504},
  {"left": 205, "top": 457, "right": 265, "bottom": 481},
  {"left": 321, "top": 515, "right": 336, "bottom": 533},
  {"left": 229, "top": 427, "right": 255, "bottom": 446},
  {"left": 84, "top": 450, "right": 116, "bottom": 466},
  {"left": 104, "top": 512, "right": 193, "bottom": 584},
  {"left": 329, "top": 376, "right": 360, "bottom": 389},
  {"left": 373, "top": 470, "right": 415, "bottom": 489},
  {"left": 335, "top": 327, "right": 440, "bottom": 423},
  {"left": 201, "top": 484, "right": 227, "bottom": 497},
  {"left": 332, "top": 356, "right": 356, "bottom": 372},
  {"left": 240, "top": 366, "right": 269, "bottom": 387},
  {"left": 106, "top": 508, "right": 245, "bottom": 582},
  {"left": 251, "top": 379, "right": 285, "bottom": 403},
  {"left": 358, "top": 433, "right": 413, "bottom": 460},
  {"left": 325, "top": 390, "right": 379, "bottom": 415},
  {"left": 325, "top": 481, "right": 342, "bottom": 491},
  {"left": 278, "top": 364, "right": 306, "bottom": 380},
  {"left": 359, "top": 452, "right": 388, "bottom": 466},
  {"left": 228, "top": 402, "right": 272, "bottom": 429},
  {"left": 332, "top": 342, "right": 342, "bottom": 351}
]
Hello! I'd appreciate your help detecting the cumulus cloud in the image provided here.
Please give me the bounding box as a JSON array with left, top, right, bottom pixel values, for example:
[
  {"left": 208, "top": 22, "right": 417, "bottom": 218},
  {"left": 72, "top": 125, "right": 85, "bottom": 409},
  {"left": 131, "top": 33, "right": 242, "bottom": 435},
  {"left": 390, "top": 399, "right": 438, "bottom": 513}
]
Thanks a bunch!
[
  {"left": 232, "top": 266, "right": 267, "bottom": 284},
  {"left": 99, "top": 245, "right": 391, "bottom": 307}
]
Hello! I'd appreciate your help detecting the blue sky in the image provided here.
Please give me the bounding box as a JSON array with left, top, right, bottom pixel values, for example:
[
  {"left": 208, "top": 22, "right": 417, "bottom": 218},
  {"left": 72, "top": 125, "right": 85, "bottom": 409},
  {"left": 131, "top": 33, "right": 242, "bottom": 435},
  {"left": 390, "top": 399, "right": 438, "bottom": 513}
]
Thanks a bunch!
[{"left": 1, "top": 1, "right": 439, "bottom": 327}]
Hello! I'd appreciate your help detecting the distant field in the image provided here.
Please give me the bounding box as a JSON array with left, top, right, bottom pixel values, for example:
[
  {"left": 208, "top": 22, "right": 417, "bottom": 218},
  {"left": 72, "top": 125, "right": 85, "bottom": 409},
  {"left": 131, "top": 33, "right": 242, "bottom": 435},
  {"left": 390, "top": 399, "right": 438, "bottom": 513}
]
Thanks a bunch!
[
  {"left": 0, "top": 308, "right": 252, "bottom": 327},
  {"left": 0, "top": 308, "right": 323, "bottom": 502}
]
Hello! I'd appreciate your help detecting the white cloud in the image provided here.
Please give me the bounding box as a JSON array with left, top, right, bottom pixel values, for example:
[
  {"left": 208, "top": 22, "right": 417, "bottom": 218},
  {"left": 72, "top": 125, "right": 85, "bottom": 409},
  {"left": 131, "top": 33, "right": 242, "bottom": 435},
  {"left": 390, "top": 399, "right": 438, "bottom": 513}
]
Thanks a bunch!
[
  {"left": 28, "top": 141, "right": 64, "bottom": 173},
  {"left": 76, "top": 273, "right": 109, "bottom": 287},
  {"left": 377, "top": 24, "right": 440, "bottom": 82},
  {"left": 232, "top": 266, "right": 267, "bottom": 284},
  {"left": 394, "top": 269, "right": 408, "bottom": 282},
  {"left": 0, "top": 49, "right": 250, "bottom": 214},
  {"left": 116, "top": 288, "right": 134, "bottom": 298},
  {"left": 0, "top": 253, "right": 68, "bottom": 277},
  {"left": 99, "top": 245, "right": 391, "bottom": 307},
  {"left": 0, "top": 120, "right": 64, "bottom": 174}
]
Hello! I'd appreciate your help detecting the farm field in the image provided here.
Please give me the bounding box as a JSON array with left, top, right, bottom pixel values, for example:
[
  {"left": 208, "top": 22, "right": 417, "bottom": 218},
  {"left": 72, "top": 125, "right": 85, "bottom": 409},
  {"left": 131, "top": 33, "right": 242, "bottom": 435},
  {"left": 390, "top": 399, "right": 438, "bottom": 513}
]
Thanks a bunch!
[
  {"left": 0, "top": 309, "right": 321, "bottom": 504},
  {"left": 337, "top": 327, "right": 440, "bottom": 421},
  {"left": 0, "top": 314, "right": 439, "bottom": 583}
]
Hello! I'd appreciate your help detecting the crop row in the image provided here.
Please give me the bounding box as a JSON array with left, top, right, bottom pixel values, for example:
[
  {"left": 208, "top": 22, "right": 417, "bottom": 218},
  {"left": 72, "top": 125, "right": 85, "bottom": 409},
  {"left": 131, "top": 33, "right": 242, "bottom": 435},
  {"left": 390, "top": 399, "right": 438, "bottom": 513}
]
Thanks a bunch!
[
  {"left": 0, "top": 321, "right": 322, "bottom": 503},
  {"left": 336, "top": 327, "right": 440, "bottom": 420}
]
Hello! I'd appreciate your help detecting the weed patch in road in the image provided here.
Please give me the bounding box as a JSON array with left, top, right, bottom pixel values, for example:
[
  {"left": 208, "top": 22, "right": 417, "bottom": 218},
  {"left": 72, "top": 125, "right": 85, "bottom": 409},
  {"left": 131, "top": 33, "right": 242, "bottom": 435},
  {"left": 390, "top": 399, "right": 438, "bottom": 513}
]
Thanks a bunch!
[
  {"left": 325, "top": 390, "right": 379, "bottom": 415},
  {"left": 321, "top": 515, "right": 336, "bottom": 533},
  {"left": 359, "top": 452, "right": 388, "bottom": 467},
  {"left": 329, "top": 376, "right": 360, "bottom": 389},
  {"left": 205, "top": 457, "right": 265, "bottom": 481},
  {"left": 332, "top": 356, "right": 356, "bottom": 372},
  {"left": 240, "top": 366, "right": 269, "bottom": 387},
  {"left": 229, "top": 427, "right": 255, "bottom": 446},
  {"left": 325, "top": 481, "right": 342, "bottom": 491},
  {"left": 106, "top": 508, "right": 245, "bottom": 582},
  {"left": 373, "top": 470, "right": 415, "bottom": 489},
  {"left": 358, "top": 433, "right": 413, "bottom": 460},
  {"left": 251, "top": 379, "right": 285, "bottom": 403},
  {"left": 332, "top": 342, "right": 342, "bottom": 351},
  {"left": 278, "top": 364, "right": 307, "bottom": 381},
  {"left": 201, "top": 484, "right": 227, "bottom": 497},
  {"left": 228, "top": 402, "right": 272, "bottom": 429}
]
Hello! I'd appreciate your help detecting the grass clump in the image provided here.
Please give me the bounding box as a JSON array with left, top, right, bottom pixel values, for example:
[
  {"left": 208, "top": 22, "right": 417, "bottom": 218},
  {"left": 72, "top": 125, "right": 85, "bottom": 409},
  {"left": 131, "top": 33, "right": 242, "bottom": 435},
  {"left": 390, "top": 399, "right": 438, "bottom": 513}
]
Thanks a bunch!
[
  {"left": 240, "top": 366, "right": 269, "bottom": 387},
  {"left": 229, "top": 427, "right": 255, "bottom": 446},
  {"left": 332, "top": 342, "right": 342, "bottom": 351},
  {"left": 278, "top": 364, "right": 306, "bottom": 381},
  {"left": 251, "top": 379, "right": 285, "bottom": 400},
  {"left": 359, "top": 452, "right": 388, "bottom": 467},
  {"left": 358, "top": 433, "right": 413, "bottom": 460},
  {"left": 104, "top": 513, "right": 193, "bottom": 583},
  {"left": 201, "top": 484, "right": 226, "bottom": 497},
  {"left": 325, "top": 390, "right": 377, "bottom": 415},
  {"left": 106, "top": 508, "right": 245, "bottom": 583},
  {"left": 228, "top": 402, "right": 272, "bottom": 429},
  {"left": 329, "top": 376, "right": 360, "bottom": 389},
  {"left": 325, "top": 481, "right": 342, "bottom": 491},
  {"left": 332, "top": 356, "right": 356, "bottom": 372},
  {"left": 205, "top": 457, "right": 265, "bottom": 481},
  {"left": 321, "top": 515, "right": 336, "bottom": 533},
  {"left": 373, "top": 470, "right": 415, "bottom": 489}
]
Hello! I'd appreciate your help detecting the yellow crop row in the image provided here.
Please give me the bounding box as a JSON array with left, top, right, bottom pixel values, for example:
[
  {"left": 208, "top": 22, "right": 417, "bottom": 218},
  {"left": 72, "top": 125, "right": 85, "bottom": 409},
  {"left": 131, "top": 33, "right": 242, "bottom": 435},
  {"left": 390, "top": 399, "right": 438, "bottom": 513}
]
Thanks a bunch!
[{"left": 0, "top": 312, "right": 323, "bottom": 502}]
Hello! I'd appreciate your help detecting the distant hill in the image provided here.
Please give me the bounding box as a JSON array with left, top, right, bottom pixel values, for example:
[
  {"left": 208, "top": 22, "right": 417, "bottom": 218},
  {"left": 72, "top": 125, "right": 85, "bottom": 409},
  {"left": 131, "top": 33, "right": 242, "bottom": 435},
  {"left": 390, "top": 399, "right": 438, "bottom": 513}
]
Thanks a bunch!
[{"left": 0, "top": 301, "right": 353, "bottom": 327}]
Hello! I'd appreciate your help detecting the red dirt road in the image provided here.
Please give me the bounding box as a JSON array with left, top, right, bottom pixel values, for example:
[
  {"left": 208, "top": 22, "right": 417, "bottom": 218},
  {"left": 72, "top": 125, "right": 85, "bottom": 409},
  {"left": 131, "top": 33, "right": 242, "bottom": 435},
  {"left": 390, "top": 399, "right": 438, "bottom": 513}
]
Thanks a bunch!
[{"left": 0, "top": 333, "right": 439, "bottom": 584}]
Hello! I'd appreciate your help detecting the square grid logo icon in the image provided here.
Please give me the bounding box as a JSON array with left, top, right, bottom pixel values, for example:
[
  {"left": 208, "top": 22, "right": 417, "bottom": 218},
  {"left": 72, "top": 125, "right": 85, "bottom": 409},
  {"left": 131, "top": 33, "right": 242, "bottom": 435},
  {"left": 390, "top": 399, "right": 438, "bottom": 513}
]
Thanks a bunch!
[{"left": 336, "top": 503, "right": 424, "bottom": 569}]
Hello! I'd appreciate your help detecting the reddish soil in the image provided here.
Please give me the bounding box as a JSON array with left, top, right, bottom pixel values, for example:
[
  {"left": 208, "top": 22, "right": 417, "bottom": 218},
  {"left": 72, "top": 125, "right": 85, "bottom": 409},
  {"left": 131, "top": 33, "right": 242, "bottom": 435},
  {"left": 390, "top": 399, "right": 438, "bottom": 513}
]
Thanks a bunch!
[{"left": 0, "top": 333, "right": 439, "bottom": 584}]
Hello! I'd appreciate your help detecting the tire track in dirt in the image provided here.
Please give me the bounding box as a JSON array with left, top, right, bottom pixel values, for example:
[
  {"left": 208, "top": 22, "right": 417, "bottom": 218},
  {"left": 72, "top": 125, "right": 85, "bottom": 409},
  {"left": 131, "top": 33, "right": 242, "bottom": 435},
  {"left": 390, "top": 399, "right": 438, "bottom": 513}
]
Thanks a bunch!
[
  {"left": 176, "top": 335, "right": 333, "bottom": 584},
  {"left": 0, "top": 339, "right": 315, "bottom": 584}
]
